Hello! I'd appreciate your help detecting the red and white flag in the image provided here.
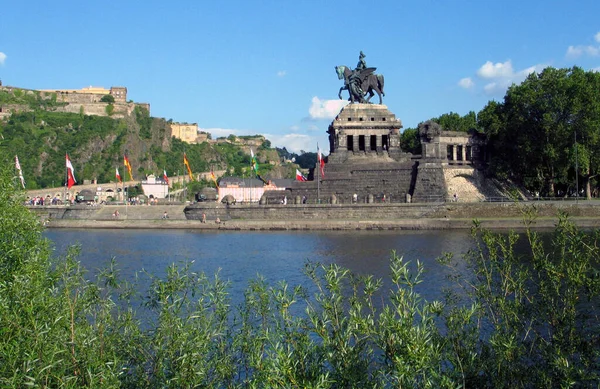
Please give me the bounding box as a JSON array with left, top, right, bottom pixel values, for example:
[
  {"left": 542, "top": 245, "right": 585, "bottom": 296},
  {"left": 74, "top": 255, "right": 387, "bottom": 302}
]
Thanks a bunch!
[
  {"left": 296, "top": 169, "right": 307, "bottom": 182},
  {"left": 163, "top": 169, "right": 169, "bottom": 185},
  {"left": 116, "top": 167, "right": 122, "bottom": 183},
  {"left": 66, "top": 153, "right": 76, "bottom": 189},
  {"left": 317, "top": 144, "right": 325, "bottom": 178},
  {"left": 15, "top": 155, "right": 26, "bottom": 188}
]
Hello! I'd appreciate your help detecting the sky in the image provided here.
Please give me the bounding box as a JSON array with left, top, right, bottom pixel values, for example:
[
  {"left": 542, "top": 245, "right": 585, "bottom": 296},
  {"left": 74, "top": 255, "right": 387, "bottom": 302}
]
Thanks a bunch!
[{"left": 1, "top": 0, "right": 600, "bottom": 154}]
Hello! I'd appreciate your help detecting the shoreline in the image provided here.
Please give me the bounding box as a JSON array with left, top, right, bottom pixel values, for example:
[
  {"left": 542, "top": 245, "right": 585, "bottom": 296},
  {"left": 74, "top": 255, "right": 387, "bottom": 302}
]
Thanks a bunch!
[
  {"left": 45, "top": 217, "right": 600, "bottom": 231},
  {"left": 30, "top": 201, "right": 600, "bottom": 231}
]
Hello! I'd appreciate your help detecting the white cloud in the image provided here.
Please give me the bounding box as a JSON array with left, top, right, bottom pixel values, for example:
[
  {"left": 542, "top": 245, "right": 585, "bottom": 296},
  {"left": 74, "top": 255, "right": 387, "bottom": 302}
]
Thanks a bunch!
[
  {"left": 277, "top": 70, "right": 286, "bottom": 77},
  {"left": 266, "top": 133, "right": 314, "bottom": 154},
  {"left": 472, "top": 60, "right": 546, "bottom": 96},
  {"left": 483, "top": 81, "right": 508, "bottom": 95},
  {"left": 200, "top": 127, "right": 243, "bottom": 139},
  {"left": 458, "top": 77, "right": 474, "bottom": 89},
  {"left": 477, "top": 60, "right": 514, "bottom": 79},
  {"left": 518, "top": 65, "right": 539, "bottom": 77},
  {"left": 308, "top": 97, "right": 348, "bottom": 120},
  {"left": 567, "top": 45, "right": 600, "bottom": 58},
  {"left": 592, "top": 67, "right": 600, "bottom": 73},
  {"left": 0, "top": 52, "right": 6, "bottom": 65},
  {"left": 566, "top": 33, "right": 600, "bottom": 58}
]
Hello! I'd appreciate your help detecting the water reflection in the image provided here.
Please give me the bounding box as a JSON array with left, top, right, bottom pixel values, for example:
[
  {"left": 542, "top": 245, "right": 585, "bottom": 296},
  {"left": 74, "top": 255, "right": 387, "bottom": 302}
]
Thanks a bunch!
[{"left": 44, "top": 229, "right": 478, "bottom": 308}]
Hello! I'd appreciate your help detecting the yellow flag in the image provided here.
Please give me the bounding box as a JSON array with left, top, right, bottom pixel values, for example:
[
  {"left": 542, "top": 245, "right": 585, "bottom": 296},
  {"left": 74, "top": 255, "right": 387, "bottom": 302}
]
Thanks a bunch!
[
  {"left": 124, "top": 155, "right": 133, "bottom": 181},
  {"left": 210, "top": 169, "right": 219, "bottom": 189},
  {"left": 183, "top": 153, "right": 194, "bottom": 181}
]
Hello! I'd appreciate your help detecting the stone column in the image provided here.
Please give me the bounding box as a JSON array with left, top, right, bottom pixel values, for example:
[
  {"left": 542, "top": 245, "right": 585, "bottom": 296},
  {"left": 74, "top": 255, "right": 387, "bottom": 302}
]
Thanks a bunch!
[
  {"left": 365, "top": 134, "right": 371, "bottom": 152},
  {"left": 462, "top": 145, "right": 467, "bottom": 162},
  {"left": 353, "top": 136, "right": 359, "bottom": 152},
  {"left": 339, "top": 132, "right": 346, "bottom": 149},
  {"left": 376, "top": 135, "right": 382, "bottom": 150},
  {"left": 452, "top": 145, "right": 457, "bottom": 161}
]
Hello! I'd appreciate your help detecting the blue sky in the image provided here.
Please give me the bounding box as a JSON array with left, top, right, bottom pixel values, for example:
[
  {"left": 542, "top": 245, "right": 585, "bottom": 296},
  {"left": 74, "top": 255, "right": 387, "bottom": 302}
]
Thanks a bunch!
[{"left": 1, "top": 0, "right": 600, "bottom": 153}]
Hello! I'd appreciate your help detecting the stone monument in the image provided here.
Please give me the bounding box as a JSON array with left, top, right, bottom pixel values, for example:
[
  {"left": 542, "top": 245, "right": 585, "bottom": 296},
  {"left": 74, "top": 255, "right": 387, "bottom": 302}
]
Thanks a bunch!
[{"left": 275, "top": 52, "right": 489, "bottom": 205}]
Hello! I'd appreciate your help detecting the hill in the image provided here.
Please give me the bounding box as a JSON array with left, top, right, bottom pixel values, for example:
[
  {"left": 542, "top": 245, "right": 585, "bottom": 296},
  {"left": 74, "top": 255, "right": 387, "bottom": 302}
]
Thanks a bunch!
[{"left": 0, "top": 87, "right": 290, "bottom": 189}]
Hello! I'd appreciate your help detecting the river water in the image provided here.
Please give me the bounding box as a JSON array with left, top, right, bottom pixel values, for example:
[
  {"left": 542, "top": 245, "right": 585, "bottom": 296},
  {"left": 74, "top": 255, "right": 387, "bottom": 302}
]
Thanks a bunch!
[{"left": 44, "top": 229, "right": 478, "bottom": 304}]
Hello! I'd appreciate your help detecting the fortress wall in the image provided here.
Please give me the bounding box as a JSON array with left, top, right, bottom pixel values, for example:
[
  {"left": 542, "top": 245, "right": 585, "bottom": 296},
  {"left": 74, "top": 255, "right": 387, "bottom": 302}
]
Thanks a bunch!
[
  {"left": 55, "top": 93, "right": 104, "bottom": 104},
  {"left": 53, "top": 102, "right": 130, "bottom": 118}
]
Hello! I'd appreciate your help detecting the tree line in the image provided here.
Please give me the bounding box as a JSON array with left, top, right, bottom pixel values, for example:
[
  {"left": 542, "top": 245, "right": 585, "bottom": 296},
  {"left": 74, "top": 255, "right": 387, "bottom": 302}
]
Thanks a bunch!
[{"left": 401, "top": 66, "right": 600, "bottom": 199}]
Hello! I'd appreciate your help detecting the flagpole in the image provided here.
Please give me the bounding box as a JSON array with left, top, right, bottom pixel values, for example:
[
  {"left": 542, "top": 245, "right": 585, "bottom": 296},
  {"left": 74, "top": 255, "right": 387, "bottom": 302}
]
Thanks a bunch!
[
  {"left": 317, "top": 161, "right": 320, "bottom": 203},
  {"left": 64, "top": 153, "right": 68, "bottom": 205},
  {"left": 316, "top": 144, "right": 321, "bottom": 204},
  {"left": 123, "top": 171, "right": 126, "bottom": 218}
]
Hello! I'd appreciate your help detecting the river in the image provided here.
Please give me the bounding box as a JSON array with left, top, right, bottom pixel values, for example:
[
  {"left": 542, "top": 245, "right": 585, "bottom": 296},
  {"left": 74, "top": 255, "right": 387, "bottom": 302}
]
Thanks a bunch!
[{"left": 44, "top": 229, "right": 479, "bottom": 304}]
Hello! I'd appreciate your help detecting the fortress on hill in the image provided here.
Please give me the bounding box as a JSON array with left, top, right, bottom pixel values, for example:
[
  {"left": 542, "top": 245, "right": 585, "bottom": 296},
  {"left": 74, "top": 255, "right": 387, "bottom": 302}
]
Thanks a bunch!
[{"left": 0, "top": 83, "right": 205, "bottom": 144}]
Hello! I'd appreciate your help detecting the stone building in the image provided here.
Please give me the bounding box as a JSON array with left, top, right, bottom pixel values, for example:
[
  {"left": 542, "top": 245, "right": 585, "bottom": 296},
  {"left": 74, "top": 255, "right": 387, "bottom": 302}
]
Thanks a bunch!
[
  {"left": 218, "top": 177, "right": 287, "bottom": 203},
  {"left": 170, "top": 122, "right": 200, "bottom": 143},
  {"left": 276, "top": 104, "right": 491, "bottom": 204},
  {"left": 327, "top": 103, "right": 405, "bottom": 161},
  {"left": 38, "top": 86, "right": 128, "bottom": 103},
  {"left": 141, "top": 174, "right": 169, "bottom": 199},
  {"left": 418, "top": 120, "right": 487, "bottom": 165}
]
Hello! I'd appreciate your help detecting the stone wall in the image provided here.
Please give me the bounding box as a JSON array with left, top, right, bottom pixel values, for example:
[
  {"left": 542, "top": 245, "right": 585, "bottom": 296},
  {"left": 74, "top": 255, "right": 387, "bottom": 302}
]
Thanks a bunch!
[
  {"left": 184, "top": 201, "right": 600, "bottom": 222},
  {"left": 51, "top": 102, "right": 143, "bottom": 119}
]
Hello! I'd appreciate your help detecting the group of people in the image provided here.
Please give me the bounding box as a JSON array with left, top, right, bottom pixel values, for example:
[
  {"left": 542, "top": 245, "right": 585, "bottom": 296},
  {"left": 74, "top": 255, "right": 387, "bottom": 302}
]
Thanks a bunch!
[{"left": 27, "top": 196, "right": 65, "bottom": 206}]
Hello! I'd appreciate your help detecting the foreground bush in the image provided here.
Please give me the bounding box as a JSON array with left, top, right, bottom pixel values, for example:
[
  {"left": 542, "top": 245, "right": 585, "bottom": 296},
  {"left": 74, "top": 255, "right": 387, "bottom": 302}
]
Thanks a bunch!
[{"left": 0, "top": 160, "right": 599, "bottom": 388}]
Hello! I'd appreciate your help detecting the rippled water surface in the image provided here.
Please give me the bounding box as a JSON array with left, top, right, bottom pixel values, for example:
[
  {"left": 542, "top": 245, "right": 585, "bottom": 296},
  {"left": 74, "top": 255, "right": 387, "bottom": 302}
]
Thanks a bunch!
[{"left": 44, "top": 229, "right": 478, "bottom": 303}]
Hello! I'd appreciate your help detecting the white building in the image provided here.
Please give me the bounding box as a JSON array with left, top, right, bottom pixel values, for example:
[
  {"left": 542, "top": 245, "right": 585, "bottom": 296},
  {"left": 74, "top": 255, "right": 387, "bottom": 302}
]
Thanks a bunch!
[{"left": 141, "top": 174, "right": 169, "bottom": 199}]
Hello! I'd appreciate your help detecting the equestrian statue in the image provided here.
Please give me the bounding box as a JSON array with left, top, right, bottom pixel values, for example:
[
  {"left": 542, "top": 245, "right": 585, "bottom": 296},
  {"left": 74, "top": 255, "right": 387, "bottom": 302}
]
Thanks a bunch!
[{"left": 336, "top": 51, "right": 385, "bottom": 104}]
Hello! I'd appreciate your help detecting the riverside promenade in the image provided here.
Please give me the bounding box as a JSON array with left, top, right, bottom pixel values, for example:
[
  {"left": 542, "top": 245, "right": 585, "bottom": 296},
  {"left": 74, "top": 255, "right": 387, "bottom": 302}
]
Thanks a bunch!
[{"left": 30, "top": 201, "right": 600, "bottom": 231}]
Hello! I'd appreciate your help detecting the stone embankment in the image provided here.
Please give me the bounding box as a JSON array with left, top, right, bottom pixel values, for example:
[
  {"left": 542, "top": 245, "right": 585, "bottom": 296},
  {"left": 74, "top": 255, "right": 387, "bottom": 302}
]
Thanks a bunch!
[{"left": 29, "top": 201, "right": 600, "bottom": 231}]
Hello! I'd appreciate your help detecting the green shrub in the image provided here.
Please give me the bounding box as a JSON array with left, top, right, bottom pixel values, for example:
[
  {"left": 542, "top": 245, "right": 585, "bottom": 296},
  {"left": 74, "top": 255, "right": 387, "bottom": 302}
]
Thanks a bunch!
[
  {"left": 100, "top": 94, "right": 115, "bottom": 103},
  {"left": 105, "top": 103, "right": 114, "bottom": 116},
  {"left": 1, "top": 158, "right": 598, "bottom": 387}
]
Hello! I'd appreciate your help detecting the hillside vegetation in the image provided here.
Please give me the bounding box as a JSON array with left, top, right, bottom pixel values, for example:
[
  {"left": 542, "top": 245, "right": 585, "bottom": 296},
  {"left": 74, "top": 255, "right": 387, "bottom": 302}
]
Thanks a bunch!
[{"left": 0, "top": 89, "right": 289, "bottom": 189}]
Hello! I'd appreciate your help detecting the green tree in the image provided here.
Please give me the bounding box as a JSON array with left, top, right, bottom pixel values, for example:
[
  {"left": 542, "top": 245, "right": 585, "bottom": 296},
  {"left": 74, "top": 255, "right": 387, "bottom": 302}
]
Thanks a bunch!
[
  {"left": 100, "top": 94, "right": 115, "bottom": 103},
  {"left": 479, "top": 66, "right": 600, "bottom": 197},
  {"left": 431, "top": 111, "right": 477, "bottom": 132},
  {"left": 400, "top": 127, "right": 421, "bottom": 154}
]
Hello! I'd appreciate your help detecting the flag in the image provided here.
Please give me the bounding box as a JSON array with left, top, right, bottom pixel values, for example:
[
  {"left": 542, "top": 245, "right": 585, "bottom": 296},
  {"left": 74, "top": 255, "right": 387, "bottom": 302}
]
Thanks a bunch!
[
  {"left": 183, "top": 153, "right": 194, "bottom": 181},
  {"left": 317, "top": 143, "right": 325, "bottom": 178},
  {"left": 163, "top": 169, "right": 169, "bottom": 185},
  {"left": 296, "top": 169, "right": 307, "bottom": 182},
  {"left": 66, "top": 153, "right": 76, "bottom": 189},
  {"left": 210, "top": 169, "right": 219, "bottom": 189},
  {"left": 250, "top": 149, "right": 259, "bottom": 174},
  {"left": 124, "top": 155, "right": 133, "bottom": 181},
  {"left": 256, "top": 174, "right": 269, "bottom": 185},
  {"left": 115, "top": 167, "right": 122, "bottom": 183},
  {"left": 15, "top": 155, "right": 25, "bottom": 188}
]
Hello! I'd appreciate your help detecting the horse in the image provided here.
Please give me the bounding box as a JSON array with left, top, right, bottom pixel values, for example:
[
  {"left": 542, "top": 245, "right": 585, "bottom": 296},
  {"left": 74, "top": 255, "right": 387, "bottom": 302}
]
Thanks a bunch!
[{"left": 335, "top": 65, "right": 385, "bottom": 104}]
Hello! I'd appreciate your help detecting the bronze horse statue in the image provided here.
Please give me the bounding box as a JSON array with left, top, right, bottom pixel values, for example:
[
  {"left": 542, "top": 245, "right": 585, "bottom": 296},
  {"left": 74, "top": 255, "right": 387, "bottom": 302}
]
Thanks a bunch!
[{"left": 336, "top": 65, "right": 385, "bottom": 104}]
